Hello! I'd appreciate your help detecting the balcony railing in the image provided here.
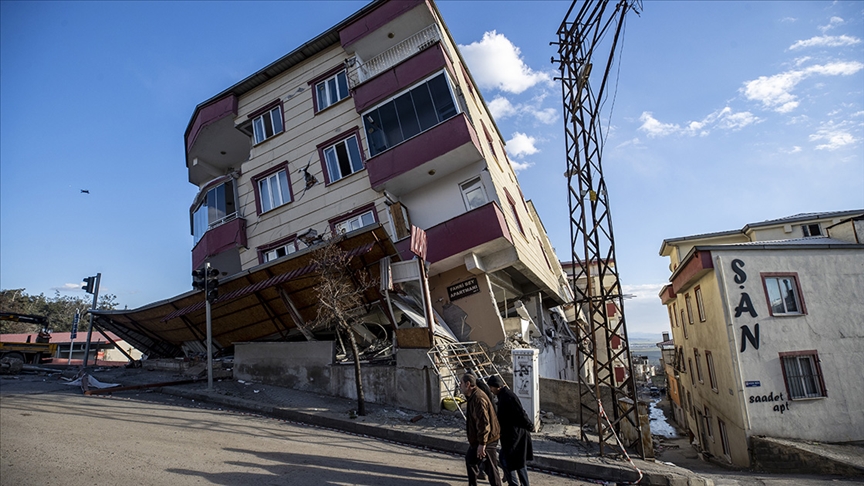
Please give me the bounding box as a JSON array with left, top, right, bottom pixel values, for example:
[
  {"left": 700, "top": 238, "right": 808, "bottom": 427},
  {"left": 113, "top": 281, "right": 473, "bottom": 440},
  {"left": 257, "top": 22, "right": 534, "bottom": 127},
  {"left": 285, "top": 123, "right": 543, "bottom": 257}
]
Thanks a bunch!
[{"left": 347, "top": 24, "right": 441, "bottom": 88}]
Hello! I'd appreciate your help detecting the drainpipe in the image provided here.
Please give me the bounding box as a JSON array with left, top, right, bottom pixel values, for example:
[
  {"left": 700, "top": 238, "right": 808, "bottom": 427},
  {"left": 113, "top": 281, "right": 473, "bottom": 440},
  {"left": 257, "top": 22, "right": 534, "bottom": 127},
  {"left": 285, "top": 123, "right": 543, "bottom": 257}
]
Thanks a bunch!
[{"left": 714, "top": 255, "right": 752, "bottom": 434}]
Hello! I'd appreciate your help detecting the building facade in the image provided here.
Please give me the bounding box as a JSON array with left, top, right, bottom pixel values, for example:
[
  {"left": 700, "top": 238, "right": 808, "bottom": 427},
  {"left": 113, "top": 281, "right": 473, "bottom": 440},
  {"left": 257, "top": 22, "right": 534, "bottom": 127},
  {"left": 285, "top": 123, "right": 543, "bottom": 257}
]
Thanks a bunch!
[
  {"left": 184, "top": 0, "right": 572, "bottom": 370},
  {"left": 658, "top": 210, "right": 864, "bottom": 467}
]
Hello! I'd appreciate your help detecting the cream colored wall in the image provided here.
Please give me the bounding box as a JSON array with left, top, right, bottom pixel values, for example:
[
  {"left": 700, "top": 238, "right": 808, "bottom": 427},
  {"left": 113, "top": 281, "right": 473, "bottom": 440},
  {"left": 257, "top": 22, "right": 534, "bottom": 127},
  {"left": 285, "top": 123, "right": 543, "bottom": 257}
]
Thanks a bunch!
[
  {"left": 427, "top": 266, "right": 506, "bottom": 347},
  {"left": 716, "top": 249, "right": 864, "bottom": 445},
  {"left": 232, "top": 45, "right": 385, "bottom": 270}
]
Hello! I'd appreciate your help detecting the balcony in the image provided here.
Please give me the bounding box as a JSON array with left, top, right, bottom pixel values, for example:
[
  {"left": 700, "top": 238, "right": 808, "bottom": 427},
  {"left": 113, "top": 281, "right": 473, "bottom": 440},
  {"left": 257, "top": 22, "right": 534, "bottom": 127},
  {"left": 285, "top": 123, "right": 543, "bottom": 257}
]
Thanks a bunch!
[
  {"left": 185, "top": 94, "right": 251, "bottom": 186},
  {"left": 394, "top": 202, "right": 512, "bottom": 267},
  {"left": 347, "top": 24, "right": 441, "bottom": 88},
  {"left": 365, "top": 113, "right": 482, "bottom": 196},
  {"left": 192, "top": 216, "right": 247, "bottom": 272}
]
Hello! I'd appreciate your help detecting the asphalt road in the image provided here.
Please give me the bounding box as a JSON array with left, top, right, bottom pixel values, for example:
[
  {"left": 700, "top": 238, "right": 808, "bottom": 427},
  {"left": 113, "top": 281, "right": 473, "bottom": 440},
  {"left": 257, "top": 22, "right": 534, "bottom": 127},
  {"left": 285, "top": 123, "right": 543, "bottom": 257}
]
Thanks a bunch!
[{"left": 0, "top": 376, "right": 593, "bottom": 486}]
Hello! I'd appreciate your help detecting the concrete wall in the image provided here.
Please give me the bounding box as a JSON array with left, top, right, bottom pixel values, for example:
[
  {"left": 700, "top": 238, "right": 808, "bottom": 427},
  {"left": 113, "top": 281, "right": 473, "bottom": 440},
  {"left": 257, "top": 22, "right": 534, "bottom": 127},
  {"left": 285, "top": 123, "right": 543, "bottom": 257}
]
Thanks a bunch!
[{"left": 233, "top": 342, "right": 441, "bottom": 413}]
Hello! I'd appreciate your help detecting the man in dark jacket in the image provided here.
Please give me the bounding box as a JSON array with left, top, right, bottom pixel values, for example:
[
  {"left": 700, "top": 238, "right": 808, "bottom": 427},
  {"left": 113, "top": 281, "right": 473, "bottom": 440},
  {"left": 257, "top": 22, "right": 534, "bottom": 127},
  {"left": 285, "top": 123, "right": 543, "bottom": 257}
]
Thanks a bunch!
[
  {"left": 487, "top": 375, "right": 533, "bottom": 486},
  {"left": 461, "top": 373, "right": 503, "bottom": 486}
]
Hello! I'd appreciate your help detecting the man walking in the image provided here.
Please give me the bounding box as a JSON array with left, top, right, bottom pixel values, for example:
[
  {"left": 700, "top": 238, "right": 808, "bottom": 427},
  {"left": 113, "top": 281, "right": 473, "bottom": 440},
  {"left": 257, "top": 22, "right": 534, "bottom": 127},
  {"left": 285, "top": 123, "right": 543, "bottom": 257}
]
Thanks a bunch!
[
  {"left": 461, "top": 373, "right": 502, "bottom": 486},
  {"left": 487, "top": 376, "right": 533, "bottom": 486}
]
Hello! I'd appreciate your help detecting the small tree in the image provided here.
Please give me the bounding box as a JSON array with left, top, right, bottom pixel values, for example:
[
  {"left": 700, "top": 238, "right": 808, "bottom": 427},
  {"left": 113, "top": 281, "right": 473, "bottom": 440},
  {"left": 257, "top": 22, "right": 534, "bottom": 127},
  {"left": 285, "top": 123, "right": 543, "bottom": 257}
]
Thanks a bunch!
[{"left": 306, "top": 235, "right": 376, "bottom": 416}]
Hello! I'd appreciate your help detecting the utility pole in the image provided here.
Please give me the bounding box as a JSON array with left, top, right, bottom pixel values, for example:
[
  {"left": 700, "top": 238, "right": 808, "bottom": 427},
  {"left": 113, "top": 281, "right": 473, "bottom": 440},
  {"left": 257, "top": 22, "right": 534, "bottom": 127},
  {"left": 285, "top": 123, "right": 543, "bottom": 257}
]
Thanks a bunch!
[
  {"left": 82, "top": 273, "right": 101, "bottom": 367},
  {"left": 553, "top": 0, "right": 644, "bottom": 458}
]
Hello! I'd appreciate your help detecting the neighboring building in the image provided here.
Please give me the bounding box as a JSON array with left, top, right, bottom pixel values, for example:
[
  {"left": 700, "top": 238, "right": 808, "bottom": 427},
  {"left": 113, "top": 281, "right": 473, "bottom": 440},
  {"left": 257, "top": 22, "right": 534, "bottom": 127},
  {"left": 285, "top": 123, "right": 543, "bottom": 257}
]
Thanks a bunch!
[
  {"left": 178, "top": 0, "right": 573, "bottom": 382},
  {"left": 560, "top": 259, "right": 630, "bottom": 387},
  {"left": 657, "top": 332, "right": 685, "bottom": 428},
  {"left": 632, "top": 355, "right": 653, "bottom": 383},
  {"left": 0, "top": 331, "right": 142, "bottom": 363},
  {"left": 658, "top": 210, "right": 864, "bottom": 467}
]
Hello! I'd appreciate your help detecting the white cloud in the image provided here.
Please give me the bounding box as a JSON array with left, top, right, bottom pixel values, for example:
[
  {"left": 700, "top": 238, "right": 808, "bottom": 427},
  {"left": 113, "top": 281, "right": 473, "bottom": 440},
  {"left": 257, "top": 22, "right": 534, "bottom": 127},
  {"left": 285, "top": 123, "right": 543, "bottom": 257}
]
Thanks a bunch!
[
  {"left": 638, "top": 112, "right": 680, "bottom": 138},
  {"left": 809, "top": 123, "right": 858, "bottom": 150},
  {"left": 789, "top": 34, "right": 861, "bottom": 50},
  {"left": 615, "top": 137, "right": 642, "bottom": 149},
  {"left": 488, "top": 96, "right": 517, "bottom": 119},
  {"left": 788, "top": 146, "right": 802, "bottom": 154},
  {"left": 531, "top": 108, "right": 558, "bottom": 124},
  {"left": 622, "top": 283, "right": 667, "bottom": 302},
  {"left": 506, "top": 132, "right": 539, "bottom": 157},
  {"left": 52, "top": 283, "right": 84, "bottom": 291},
  {"left": 487, "top": 95, "right": 558, "bottom": 125},
  {"left": 819, "top": 16, "right": 845, "bottom": 33},
  {"left": 741, "top": 61, "right": 864, "bottom": 113},
  {"left": 509, "top": 159, "right": 534, "bottom": 172},
  {"left": 638, "top": 108, "right": 757, "bottom": 138},
  {"left": 460, "top": 31, "right": 553, "bottom": 94}
]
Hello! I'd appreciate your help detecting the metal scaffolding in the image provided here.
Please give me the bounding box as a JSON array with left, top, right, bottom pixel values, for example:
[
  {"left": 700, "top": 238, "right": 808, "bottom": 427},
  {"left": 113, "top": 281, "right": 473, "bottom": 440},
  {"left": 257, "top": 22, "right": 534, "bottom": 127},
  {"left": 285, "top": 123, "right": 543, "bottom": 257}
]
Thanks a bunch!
[{"left": 553, "top": 0, "right": 644, "bottom": 457}]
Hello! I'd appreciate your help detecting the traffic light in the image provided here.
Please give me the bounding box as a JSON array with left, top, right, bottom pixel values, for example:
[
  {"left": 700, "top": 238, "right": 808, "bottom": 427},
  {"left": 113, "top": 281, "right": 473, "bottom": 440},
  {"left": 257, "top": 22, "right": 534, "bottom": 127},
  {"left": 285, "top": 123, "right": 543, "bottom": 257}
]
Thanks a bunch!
[
  {"left": 192, "top": 268, "right": 206, "bottom": 291},
  {"left": 82, "top": 276, "right": 96, "bottom": 294},
  {"left": 206, "top": 266, "right": 219, "bottom": 302}
]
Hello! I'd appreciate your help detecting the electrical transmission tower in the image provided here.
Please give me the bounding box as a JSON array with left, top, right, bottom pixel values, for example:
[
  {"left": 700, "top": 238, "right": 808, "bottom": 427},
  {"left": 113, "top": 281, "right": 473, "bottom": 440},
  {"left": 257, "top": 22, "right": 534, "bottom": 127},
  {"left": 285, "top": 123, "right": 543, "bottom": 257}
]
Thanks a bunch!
[{"left": 553, "top": 0, "right": 644, "bottom": 457}]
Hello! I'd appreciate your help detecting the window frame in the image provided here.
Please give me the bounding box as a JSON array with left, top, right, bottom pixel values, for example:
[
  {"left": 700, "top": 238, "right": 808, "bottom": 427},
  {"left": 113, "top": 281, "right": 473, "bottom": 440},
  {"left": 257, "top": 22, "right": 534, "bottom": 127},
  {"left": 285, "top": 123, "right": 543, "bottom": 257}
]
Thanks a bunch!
[
  {"left": 682, "top": 309, "right": 689, "bottom": 338},
  {"left": 706, "top": 350, "right": 718, "bottom": 392},
  {"left": 718, "top": 419, "right": 730, "bottom": 459},
  {"left": 779, "top": 350, "right": 827, "bottom": 400},
  {"left": 329, "top": 203, "right": 379, "bottom": 235},
  {"left": 672, "top": 303, "right": 679, "bottom": 327},
  {"left": 685, "top": 293, "right": 694, "bottom": 324},
  {"left": 251, "top": 162, "right": 294, "bottom": 216},
  {"left": 310, "top": 65, "right": 351, "bottom": 113},
  {"left": 695, "top": 286, "right": 706, "bottom": 322},
  {"left": 459, "top": 177, "right": 488, "bottom": 211},
  {"left": 694, "top": 348, "right": 704, "bottom": 383},
  {"left": 802, "top": 223, "right": 822, "bottom": 237},
  {"left": 362, "top": 70, "right": 459, "bottom": 158},
  {"left": 703, "top": 406, "right": 714, "bottom": 441},
  {"left": 667, "top": 305, "right": 675, "bottom": 328},
  {"left": 192, "top": 178, "right": 237, "bottom": 245},
  {"left": 688, "top": 358, "right": 695, "bottom": 385},
  {"left": 504, "top": 187, "right": 525, "bottom": 235},
  {"left": 257, "top": 235, "right": 299, "bottom": 264},
  {"left": 245, "top": 99, "right": 284, "bottom": 145},
  {"left": 316, "top": 127, "right": 366, "bottom": 185},
  {"left": 761, "top": 272, "right": 807, "bottom": 317}
]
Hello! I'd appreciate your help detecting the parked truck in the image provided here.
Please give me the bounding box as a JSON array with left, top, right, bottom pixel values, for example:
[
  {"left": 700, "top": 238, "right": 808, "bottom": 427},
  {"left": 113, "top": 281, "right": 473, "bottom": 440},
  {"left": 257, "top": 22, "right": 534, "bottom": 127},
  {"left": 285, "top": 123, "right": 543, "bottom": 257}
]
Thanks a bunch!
[{"left": 0, "top": 312, "right": 58, "bottom": 365}]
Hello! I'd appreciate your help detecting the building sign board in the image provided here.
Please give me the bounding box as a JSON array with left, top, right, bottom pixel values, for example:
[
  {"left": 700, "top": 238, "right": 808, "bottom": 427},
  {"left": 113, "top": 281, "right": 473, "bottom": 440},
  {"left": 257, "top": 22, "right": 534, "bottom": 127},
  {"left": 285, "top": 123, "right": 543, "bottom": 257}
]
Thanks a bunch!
[
  {"left": 745, "top": 380, "right": 761, "bottom": 388},
  {"left": 448, "top": 278, "right": 479, "bottom": 301}
]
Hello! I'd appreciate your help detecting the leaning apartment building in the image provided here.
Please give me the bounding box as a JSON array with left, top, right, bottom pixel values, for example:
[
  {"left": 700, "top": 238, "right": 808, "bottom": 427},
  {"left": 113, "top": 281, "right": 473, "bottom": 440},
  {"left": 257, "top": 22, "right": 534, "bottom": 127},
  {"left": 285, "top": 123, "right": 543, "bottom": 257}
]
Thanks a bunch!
[
  {"left": 94, "top": 0, "right": 578, "bottom": 412},
  {"left": 657, "top": 210, "right": 864, "bottom": 469}
]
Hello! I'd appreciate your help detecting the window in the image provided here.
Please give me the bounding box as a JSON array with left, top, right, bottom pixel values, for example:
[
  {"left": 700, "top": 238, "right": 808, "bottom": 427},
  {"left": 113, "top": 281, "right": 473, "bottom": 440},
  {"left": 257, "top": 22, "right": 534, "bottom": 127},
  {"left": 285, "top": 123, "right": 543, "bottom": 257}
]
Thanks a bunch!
[
  {"left": 687, "top": 390, "right": 694, "bottom": 417},
  {"left": 482, "top": 122, "right": 497, "bottom": 160},
  {"left": 257, "top": 235, "right": 298, "bottom": 264},
  {"left": 718, "top": 419, "right": 730, "bottom": 458},
  {"left": 315, "top": 70, "right": 349, "bottom": 111},
  {"left": 252, "top": 105, "right": 283, "bottom": 144},
  {"left": 762, "top": 273, "right": 805, "bottom": 316},
  {"left": 667, "top": 305, "right": 675, "bottom": 328},
  {"left": 703, "top": 406, "right": 713, "bottom": 440},
  {"left": 258, "top": 170, "right": 291, "bottom": 213},
  {"left": 264, "top": 242, "right": 297, "bottom": 262},
  {"left": 504, "top": 188, "right": 525, "bottom": 235},
  {"left": 460, "top": 177, "right": 487, "bottom": 210},
  {"left": 192, "top": 180, "right": 236, "bottom": 244},
  {"left": 364, "top": 72, "right": 458, "bottom": 157},
  {"left": 780, "top": 351, "right": 826, "bottom": 399},
  {"left": 706, "top": 351, "right": 718, "bottom": 391},
  {"left": 685, "top": 293, "right": 694, "bottom": 324},
  {"left": 332, "top": 206, "right": 377, "bottom": 234},
  {"left": 672, "top": 303, "right": 679, "bottom": 327},
  {"left": 252, "top": 163, "right": 294, "bottom": 215},
  {"left": 802, "top": 223, "right": 822, "bottom": 237},
  {"left": 682, "top": 310, "right": 689, "bottom": 339},
  {"left": 688, "top": 358, "right": 695, "bottom": 385},
  {"left": 694, "top": 349, "right": 704, "bottom": 383},
  {"left": 695, "top": 286, "right": 706, "bottom": 322},
  {"left": 321, "top": 134, "right": 364, "bottom": 183}
]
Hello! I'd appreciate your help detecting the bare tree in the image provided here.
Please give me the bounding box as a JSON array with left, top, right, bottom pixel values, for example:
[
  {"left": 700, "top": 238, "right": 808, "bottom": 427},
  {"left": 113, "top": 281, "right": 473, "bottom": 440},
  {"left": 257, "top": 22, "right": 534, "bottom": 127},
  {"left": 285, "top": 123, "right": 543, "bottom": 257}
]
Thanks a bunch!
[{"left": 307, "top": 235, "right": 376, "bottom": 416}]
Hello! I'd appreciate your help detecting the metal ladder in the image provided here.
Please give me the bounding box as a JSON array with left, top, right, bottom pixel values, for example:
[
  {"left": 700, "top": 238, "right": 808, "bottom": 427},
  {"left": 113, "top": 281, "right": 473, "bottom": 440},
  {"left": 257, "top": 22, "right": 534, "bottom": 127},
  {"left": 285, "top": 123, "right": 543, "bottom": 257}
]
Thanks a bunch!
[{"left": 427, "top": 341, "right": 502, "bottom": 419}]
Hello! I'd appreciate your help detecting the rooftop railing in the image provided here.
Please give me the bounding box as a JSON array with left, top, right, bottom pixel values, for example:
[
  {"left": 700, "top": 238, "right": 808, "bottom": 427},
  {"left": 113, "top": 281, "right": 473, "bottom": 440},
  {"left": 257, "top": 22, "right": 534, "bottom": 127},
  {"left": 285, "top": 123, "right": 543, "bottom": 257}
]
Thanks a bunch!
[{"left": 348, "top": 24, "right": 441, "bottom": 88}]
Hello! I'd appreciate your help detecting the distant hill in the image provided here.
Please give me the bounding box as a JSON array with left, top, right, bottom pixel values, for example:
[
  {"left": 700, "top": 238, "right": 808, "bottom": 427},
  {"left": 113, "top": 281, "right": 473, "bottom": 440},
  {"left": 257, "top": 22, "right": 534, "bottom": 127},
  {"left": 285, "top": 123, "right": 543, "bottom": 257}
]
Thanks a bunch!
[{"left": 627, "top": 332, "right": 663, "bottom": 343}]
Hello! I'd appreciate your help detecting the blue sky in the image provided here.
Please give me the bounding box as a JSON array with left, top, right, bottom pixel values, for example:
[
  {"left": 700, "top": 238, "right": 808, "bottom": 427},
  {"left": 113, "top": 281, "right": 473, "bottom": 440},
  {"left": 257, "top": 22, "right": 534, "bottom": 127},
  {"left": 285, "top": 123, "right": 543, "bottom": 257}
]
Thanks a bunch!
[{"left": 1, "top": 1, "right": 862, "bottom": 337}]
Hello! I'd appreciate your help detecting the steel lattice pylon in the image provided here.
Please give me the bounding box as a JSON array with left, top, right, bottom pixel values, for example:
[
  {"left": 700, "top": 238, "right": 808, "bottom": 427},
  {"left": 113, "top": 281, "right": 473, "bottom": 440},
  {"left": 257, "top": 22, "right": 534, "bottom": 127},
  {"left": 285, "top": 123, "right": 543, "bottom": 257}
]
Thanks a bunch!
[{"left": 554, "top": 0, "right": 644, "bottom": 457}]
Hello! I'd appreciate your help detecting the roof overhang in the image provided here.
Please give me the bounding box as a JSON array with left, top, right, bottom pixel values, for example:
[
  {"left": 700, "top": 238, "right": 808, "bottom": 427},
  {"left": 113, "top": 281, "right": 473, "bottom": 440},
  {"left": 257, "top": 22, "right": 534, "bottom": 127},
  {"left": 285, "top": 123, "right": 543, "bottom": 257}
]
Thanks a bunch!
[{"left": 92, "top": 226, "right": 398, "bottom": 358}]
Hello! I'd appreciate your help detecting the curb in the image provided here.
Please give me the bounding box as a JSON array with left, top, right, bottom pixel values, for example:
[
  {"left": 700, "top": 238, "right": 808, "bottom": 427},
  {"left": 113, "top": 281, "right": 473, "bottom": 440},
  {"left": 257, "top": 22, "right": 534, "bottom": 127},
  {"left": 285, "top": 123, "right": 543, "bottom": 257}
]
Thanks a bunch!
[{"left": 159, "top": 386, "right": 712, "bottom": 486}]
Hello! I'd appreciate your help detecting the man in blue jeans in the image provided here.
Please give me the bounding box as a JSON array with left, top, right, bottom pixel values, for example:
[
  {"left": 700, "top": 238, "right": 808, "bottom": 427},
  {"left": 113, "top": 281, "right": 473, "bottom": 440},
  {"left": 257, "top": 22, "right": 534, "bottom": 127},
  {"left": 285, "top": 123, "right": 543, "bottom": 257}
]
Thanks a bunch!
[{"left": 487, "top": 375, "right": 533, "bottom": 486}]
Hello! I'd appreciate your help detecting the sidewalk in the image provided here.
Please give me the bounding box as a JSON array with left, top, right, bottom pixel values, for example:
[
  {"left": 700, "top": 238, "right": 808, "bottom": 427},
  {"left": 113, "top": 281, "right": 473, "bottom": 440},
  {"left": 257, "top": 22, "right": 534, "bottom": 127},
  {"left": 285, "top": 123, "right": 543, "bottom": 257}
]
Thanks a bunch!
[{"left": 84, "top": 366, "right": 711, "bottom": 486}]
